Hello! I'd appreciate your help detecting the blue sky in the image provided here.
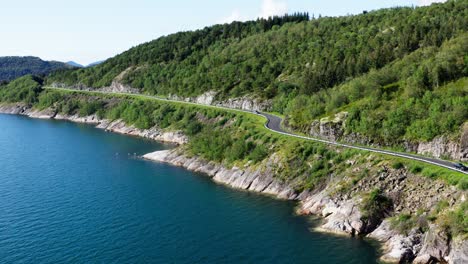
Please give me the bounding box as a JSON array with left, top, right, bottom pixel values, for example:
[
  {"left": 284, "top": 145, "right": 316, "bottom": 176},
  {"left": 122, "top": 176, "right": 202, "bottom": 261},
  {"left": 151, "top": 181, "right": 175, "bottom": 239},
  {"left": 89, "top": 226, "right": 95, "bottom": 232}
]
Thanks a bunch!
[{"left": 1, "top": 0, "right": 445, "bottom": 65}]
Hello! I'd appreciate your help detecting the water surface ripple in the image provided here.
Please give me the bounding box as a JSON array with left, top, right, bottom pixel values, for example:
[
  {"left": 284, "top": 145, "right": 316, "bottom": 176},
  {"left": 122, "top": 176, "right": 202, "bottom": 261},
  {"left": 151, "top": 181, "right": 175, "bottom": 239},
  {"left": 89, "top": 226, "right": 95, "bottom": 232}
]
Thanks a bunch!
[{"left": 0, "top": 114, "right": 379, "bottom": 263}]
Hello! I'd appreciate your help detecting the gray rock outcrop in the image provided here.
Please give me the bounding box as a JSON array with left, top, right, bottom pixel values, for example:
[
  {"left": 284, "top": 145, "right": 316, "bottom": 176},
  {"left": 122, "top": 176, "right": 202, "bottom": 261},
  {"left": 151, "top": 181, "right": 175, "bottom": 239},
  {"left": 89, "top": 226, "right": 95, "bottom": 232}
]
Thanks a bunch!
[
  {"left": 169, "top": 90, "right": 272, "bottom": 111},
  {"left": 446, "top": 238, "right": 468, "bottom": 264},
  {"left": 143, "top": 150, "right": 298, "bottom": 200}
]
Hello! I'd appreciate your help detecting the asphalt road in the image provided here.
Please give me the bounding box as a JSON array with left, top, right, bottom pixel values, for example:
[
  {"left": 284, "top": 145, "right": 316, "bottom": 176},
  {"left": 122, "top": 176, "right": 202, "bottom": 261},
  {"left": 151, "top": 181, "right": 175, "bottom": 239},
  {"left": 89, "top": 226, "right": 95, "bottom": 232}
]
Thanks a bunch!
[
  {"left": 45, "top": 87, "right": 468, "bottom": 175},
  {"left": 260, "top": 112, "right": 467, "bottom": 175}
]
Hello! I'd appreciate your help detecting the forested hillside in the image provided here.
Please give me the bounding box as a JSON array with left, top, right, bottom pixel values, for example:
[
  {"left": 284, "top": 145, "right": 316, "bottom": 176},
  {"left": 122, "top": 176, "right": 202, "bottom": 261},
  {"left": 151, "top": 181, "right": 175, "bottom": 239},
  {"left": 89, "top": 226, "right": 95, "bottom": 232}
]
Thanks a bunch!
[
  {"left": 47, "top": 0, "right": 467, "bottom": 146},
  {"left": 48, "top": 13, "right": 310, "bottom": 89},
  {"left": 0, "top": 57, "right": 72, "bottom": 82},
  {"left": 48, "top": 1, "right": 466, "bottom": 96},
  {"left": 285, "top": 34, "right": 468, "bottom": 144}
]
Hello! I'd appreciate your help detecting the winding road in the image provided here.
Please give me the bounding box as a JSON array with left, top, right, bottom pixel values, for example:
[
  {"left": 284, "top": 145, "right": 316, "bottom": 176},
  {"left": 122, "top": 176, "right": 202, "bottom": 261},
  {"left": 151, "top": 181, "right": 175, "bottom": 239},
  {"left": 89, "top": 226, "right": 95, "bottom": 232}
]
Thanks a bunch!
[
  {"left": 45, "top": 87, "right": 468, "bottom": 175},
  {"left": 261, "top": 112, "right": 467, "bottom": 174}
]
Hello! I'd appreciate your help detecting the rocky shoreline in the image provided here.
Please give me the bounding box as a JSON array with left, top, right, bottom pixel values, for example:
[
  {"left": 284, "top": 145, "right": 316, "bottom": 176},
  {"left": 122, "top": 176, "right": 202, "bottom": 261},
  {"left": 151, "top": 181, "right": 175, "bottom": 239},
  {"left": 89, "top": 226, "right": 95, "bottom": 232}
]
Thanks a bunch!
[
  {"left": 0, "top": 103, "right": 188, "bottom": 145},
  {"left": 1, "top": 103, "right": 466, "bottom": 263},
  {"left": 142, "top": 149, "right": 466, "bottom": 263}
]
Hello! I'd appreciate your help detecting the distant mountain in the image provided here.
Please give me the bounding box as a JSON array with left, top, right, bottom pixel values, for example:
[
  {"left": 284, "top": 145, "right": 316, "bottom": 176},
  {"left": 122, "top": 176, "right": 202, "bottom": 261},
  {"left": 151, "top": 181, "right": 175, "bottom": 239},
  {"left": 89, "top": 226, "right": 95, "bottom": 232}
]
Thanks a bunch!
[
  {"left": 66, "top": 61, "right": 84, "bottom": 68},
  {"left": 0, "top": 56, "right": 72, "bottom": 82},
  {"left": 86, "top": 60, "right": 105, "bottom": 67},
  {"left": 66, "top": 60, "right": 105, "bottom": 68}
]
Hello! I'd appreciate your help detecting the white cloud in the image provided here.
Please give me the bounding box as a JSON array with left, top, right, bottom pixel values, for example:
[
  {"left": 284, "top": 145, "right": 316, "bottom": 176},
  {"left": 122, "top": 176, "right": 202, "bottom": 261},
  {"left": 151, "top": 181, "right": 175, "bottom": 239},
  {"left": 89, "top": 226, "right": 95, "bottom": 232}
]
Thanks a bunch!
[
  {"left": 218, "top": 0, "right": 288, "bottom": 25},
  {"left": 259, "top": 0, "right": 288, "bottom": 18},
  {"left": 418, "top": 0, "right": 446, "bottom": 6},
  {"left": 218, "top": 9, "right": 245, "bottom": 24}
]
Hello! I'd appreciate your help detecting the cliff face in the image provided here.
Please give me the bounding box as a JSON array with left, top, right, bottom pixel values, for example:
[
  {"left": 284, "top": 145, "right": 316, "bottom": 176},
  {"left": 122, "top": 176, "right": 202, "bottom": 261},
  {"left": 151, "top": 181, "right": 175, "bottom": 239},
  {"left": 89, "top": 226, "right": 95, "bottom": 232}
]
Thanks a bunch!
[
  {"left": 98, "top": 81, "right": 140, "bottom": 94},
  {"left": 1, "top": 103, "right": 466, "bottom": 263},
  {"left": 308, "top": 112, "right": 467, "bottom": 162},
  {"left": 214, "top": 96, "right": 272, "bottom": 112},
  {"left": 169, "top": 90, "right": 273, "bottom": 112},
  {"left": 51, "top": 81, "right": 140, "bottom": 94}
]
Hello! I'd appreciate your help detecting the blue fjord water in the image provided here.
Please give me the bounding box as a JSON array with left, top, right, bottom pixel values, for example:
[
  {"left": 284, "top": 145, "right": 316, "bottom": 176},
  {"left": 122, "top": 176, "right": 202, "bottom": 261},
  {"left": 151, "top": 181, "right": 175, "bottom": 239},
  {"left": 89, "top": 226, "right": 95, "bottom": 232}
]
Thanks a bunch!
[{"left": 0, "top": 114, "right": 379, "bottom": 263}]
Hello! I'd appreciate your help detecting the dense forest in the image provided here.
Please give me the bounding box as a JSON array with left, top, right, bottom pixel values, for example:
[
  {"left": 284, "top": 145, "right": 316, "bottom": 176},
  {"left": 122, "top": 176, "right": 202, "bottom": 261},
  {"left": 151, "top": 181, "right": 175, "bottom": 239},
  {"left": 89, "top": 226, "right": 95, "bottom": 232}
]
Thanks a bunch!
[
  {"left": 43, "top": 0, "right": 468, "bottom": 145},
  {"left": 48, "top": 13, "right": 310, "bottom": 89},
  {"left": 0, "top": 57, "right": 72, "bottom": 82},
  {"left": 48, "top": 2, "right": 466, "bottom": 97}
]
